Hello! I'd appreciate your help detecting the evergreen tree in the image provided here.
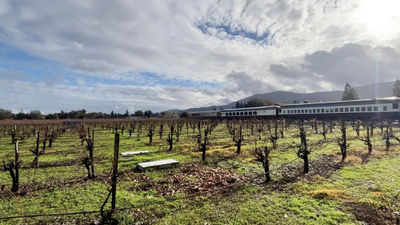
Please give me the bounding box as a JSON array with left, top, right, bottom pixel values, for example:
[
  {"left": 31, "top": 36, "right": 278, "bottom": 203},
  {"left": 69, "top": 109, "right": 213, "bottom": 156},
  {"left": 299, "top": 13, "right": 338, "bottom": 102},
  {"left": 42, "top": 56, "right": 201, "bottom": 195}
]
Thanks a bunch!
[
  {"left": 135, "top": 110, "right": 144, "bottom": 117},
  {"left": 144, "top": 110, "right": 153, "bottom": 118},
  {"left": 342, "top": 82, "right": 359, "bottom": 100},
  {"left": 245, "top": 98, "right": 268, "bottom": 107},
  {"left": 235, "top": 101, "right": 240, "bottom": 108},
  {"left": 393, "top": 79, "right": 400, "bottom": 97}
]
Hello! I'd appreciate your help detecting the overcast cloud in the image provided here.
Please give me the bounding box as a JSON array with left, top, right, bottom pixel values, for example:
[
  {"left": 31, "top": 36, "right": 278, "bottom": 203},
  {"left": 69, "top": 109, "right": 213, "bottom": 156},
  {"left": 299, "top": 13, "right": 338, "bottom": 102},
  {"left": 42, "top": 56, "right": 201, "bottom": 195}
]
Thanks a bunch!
[{"left": 0, "top": 0, "right": 399, "bottom": 113}]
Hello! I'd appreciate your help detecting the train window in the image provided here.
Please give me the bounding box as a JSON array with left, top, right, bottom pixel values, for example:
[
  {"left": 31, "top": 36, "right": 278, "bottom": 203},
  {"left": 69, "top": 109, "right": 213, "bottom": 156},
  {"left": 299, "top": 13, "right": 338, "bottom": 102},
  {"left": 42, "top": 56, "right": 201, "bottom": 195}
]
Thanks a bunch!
[
  {"left": 393, "top": 103, "right": 399, "bottom": 109},
  {"left": 244, "top": 112, "right": 248, "bottom": 115},
  {"left": 316, "top": 109, "right": 320, "bottom": 113},
  {"left": 249, "top": 112, "right": 252, "bottom": 115},
  {"left": 367, "top": 107, "right": 372, "bottom": 111},
  {"left": 240, "top": 112, "right": 243, "bottom": 115},
  {"left": 345, "top": 108, "right": 349, "bottom": 112},
  {"left": 321, "top": 109, "right": 324, "bottom": 113},
  {"left": 236, "top": 112, "right": 239, "bottom": 115},
  {"left": 350, "top": 108, "right": 354, "bottom": 112},
  {"left": 313, "top": 109, "right": 316, "bottom": 113},
  {"left": 340, "top": 108, "right": 344, "bottom": 112},
  {"left": 383, "top": 106, "right": 387, "bottom": 111},
  {"left": 330, "top": 108, "right": 334, "bottom": 112},
  {"left": 301, "top": 110, "right": 304, "bottom": 113},
  {"left": 361, "top": 107, "right": 366, "bottom": 112},
  {"left": 356, "top": 107, "right": 360, "bottom": 112},
  {"left": 335, "top": 108, "right": 339, "bottom": 112},
  {"left": 374, "top": 106, "right": 378, "bottom": 111},
  {"left": 254, "top": 111, "right": 257, "bottom": 115}
]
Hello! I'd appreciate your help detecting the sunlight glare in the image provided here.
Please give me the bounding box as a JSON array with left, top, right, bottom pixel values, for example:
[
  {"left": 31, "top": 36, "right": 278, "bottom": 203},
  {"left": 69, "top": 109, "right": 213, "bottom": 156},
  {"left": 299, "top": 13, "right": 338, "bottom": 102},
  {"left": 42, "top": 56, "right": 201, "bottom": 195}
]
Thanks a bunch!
[{"left": 357, "top": 0, "right": 400, "bottom": 40}]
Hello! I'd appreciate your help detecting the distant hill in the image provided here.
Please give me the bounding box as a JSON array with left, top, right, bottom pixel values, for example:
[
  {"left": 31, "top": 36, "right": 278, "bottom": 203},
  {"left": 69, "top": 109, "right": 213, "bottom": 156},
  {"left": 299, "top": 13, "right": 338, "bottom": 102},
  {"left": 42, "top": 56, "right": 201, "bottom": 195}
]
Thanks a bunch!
[{"left": 181, "top": 81, "right": 396, "bottom": 112}]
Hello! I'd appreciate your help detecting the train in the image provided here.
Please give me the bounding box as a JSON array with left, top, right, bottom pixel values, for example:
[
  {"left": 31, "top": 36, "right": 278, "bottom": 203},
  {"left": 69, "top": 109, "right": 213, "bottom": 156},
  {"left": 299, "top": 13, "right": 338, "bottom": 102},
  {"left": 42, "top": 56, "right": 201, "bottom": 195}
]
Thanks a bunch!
[{"left": 188, "top": 97, "right": 400, "bottom": 120}]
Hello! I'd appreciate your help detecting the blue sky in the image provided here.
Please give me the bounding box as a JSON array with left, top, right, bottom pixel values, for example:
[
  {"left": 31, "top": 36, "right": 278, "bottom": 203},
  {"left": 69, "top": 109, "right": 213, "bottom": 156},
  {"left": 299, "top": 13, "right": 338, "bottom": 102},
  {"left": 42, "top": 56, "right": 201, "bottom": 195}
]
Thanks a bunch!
[
  {"left": 0, "top": 42, "right": 219, "bottom": 88},
  {"left": 0, "top": 0, "right": 399, "bottom": 113}
]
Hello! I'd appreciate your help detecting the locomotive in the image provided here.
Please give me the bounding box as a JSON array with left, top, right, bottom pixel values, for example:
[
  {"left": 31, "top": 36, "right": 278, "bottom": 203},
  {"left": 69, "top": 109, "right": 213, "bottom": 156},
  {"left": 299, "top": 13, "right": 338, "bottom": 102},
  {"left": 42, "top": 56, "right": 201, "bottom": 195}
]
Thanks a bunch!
[{"left": 188, "top": 97, "right": 400, "bottom": 120}]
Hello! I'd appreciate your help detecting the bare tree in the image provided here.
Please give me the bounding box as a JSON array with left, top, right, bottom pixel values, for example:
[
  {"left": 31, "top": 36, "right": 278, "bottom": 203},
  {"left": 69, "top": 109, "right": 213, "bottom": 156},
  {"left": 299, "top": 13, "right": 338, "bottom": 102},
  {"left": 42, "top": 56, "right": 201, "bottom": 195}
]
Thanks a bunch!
[
  {"left": 30, "top": 131, "right": 43, "bottom": 168},
  {"left": 297, "top": 123, "right": 311, "bottom": 173},
  {"left": 147, "top": 123, "right": 155, "bottom": 145},
  {"left": 269, "top": 120, "right": 279, "bottom": 149},
  {"left": 254, "top": 145, "right": 271, "bottom": 183},
  {"left": 384, "top": 121, "right": 392, "bottom": 151},
  {"left": 359, "top": 123, "right": 372, "bottom": 155},
  {"left": 337, "top": 121, "right": 349, "bottom": 161},
  {"left": 233, "top": 122, "right": 244, "bottom": 155},
  {"left": 167, "top": 123, "right": 174, "bottom": 151},
  {"left": 200, "top": 128, "right": 210, "bottom": 161},
  {"left": 353, "top": 120, "right": 361, "bottom": 138},
  {"left": 321, "top": 121, "right": 328, "bottom": 142},
  {"left": 159, "top": 122, "right": 164, "bottom": 139},
  {"left": 82, "top": 129, "right": 95, "bottom": 178},
  {"left": 2, "top": 141, "right": 20, "bottom": 192}
]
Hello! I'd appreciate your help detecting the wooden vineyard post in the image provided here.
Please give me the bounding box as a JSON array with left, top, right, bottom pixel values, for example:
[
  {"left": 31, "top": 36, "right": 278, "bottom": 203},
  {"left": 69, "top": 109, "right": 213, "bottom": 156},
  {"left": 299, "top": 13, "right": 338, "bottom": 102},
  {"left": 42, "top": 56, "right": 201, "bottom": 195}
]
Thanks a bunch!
[
  {"left": 90, "top": 129, "right": 95, "bottom": 178},
  {"left": 100, "top": 133, "right": 120, "bottom": 223},
  {"left": 14, "top": 140, "right": 19, "bottom": 192},
  {"left": 111, "top": 133, "right": 119, "bottom": 211}
]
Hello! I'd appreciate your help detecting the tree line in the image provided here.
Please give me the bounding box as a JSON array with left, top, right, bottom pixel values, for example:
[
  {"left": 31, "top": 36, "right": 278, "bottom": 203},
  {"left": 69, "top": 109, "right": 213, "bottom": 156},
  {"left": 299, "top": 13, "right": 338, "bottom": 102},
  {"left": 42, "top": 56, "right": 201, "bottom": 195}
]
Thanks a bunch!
[
  {"left": 235, "top": 98, "right": 274, "bottom": 108},
  {"left": 0, "top": 109, "right": 158, "bottom": 120}
]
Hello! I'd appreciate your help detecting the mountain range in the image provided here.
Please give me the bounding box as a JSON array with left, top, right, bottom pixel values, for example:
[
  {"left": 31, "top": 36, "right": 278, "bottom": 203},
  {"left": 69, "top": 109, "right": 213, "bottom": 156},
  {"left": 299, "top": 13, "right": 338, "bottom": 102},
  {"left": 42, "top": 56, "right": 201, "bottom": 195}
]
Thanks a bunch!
[{"left": 181, "top": 81, "right": 396, "bottom": 112}]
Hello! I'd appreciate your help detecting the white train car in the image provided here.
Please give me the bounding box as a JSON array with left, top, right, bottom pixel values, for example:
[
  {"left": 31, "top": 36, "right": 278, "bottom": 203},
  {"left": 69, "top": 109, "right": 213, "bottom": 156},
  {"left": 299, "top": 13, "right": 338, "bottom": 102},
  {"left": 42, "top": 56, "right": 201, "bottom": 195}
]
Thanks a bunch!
[
  {"left": 221, "top": 106, "right": 279, "bottom": 118},
  {"left": 188, "top": 110, "right": 221, "bottom": 118},
  {"left": 280, "top": 97, "right": 400, "bottom": 120}
]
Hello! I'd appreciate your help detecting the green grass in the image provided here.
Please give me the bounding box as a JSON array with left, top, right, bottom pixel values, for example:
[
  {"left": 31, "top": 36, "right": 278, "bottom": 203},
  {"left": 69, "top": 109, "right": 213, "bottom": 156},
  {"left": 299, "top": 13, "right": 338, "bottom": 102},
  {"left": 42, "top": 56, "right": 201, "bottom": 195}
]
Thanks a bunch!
[{"left": 0, "top": 121, "right": 399, "bottom": 224}]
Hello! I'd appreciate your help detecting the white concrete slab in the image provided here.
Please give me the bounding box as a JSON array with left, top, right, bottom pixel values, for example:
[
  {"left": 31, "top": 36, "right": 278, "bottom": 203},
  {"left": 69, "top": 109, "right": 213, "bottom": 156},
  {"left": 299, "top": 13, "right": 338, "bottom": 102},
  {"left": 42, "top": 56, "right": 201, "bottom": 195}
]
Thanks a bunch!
[
  {"left": 137, "top": 159, "right": 179, "bottom": 171},
  {"left": 120, "top": 151, "right": 149, "bottom": 156}
]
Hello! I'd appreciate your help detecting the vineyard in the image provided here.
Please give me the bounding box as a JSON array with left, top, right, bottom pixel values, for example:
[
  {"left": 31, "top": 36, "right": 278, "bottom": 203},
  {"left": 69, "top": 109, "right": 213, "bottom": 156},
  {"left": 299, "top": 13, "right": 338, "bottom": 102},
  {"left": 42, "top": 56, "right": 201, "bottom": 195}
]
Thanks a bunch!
[{"left": 1, "top": 118, "right": 400, "bottom": 224}]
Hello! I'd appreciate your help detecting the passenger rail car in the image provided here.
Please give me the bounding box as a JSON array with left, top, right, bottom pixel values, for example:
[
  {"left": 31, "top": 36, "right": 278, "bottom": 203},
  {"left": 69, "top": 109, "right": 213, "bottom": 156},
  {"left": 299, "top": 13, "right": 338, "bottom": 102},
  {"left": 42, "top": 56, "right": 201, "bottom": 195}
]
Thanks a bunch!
[
  {"left": 187, "top": 97, "right": 400, "bottom": 120},
  {"left": 221, "top": 106, "right": 279, "bottom": 118},
  {"left": 187, "top": 110, "right": 221, "bottom": 118},
  {"left": 280, "top": 97, "right": 400, "bottom": 120}
]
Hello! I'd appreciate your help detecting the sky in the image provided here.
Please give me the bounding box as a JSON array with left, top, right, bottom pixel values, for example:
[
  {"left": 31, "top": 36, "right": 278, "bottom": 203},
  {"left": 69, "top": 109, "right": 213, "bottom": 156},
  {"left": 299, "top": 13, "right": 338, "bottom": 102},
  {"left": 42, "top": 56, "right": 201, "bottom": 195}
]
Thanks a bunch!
[{"left": 0, "top": 0, "right": 400, "bottom": 113}]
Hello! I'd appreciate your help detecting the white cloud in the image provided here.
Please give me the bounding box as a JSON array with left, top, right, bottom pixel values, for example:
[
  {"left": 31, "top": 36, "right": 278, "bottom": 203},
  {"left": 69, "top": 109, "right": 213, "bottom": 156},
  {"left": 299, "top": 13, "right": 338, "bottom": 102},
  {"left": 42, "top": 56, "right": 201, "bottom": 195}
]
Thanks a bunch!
[
  {"left": 0, "top": 78, "right": 241, "bottom": 113},
  {"left": 0, "top": 0, "right": 399, "bottom": 112}
]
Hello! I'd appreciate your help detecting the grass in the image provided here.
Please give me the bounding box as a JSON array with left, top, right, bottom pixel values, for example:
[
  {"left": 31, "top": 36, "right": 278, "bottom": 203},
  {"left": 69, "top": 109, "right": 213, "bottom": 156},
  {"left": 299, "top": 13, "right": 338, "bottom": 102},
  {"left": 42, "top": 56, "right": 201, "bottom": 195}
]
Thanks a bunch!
[{"left": 0, "top": 121, "right": 399, "bottom": 224}]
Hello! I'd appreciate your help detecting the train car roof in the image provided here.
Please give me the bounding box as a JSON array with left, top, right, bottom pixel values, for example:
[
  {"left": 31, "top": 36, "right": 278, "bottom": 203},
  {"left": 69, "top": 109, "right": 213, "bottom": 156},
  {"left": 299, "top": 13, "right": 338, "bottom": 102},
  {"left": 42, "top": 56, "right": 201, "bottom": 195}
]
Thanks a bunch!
[
  {"left": 188, "top": 110, "right": 221, "bottom": 113},
  {"left": 280, "top": 97, "right": 400, "bottom": 108},
  {"left": 222, "top": 105, "right": 280, "bottom": 112}
]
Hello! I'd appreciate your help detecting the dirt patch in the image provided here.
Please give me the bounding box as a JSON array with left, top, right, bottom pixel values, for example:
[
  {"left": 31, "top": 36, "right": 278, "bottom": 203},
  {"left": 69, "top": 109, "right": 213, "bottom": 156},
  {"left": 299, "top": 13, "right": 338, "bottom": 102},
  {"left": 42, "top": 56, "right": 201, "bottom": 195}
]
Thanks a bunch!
[
  {"left": 346, "top": 201, "right": 398, "bottom": 225},
  {"left": 344, "top": 155, "right": 363, "bottom": 165},
  {"left": 134, "top": 164, "right": 247, "bottom": 197},
  {"left": 263, "top": 154, "right": 344, "bottom": 190},
  {"left": 311, "top": 188, "right": 350, "bottom": 200}
]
